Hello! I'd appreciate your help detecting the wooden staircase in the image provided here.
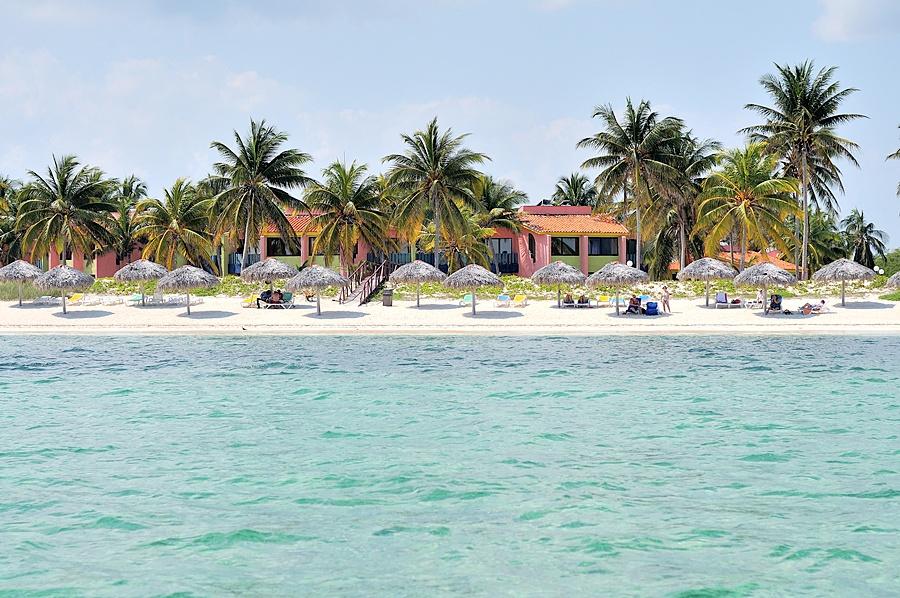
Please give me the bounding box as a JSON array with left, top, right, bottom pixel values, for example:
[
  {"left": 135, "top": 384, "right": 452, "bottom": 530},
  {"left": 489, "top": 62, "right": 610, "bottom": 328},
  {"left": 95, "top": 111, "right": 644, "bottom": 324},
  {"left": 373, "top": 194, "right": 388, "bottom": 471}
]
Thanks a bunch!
[{"left": 338, "top": 260, "right": 395, "bottom": 305}]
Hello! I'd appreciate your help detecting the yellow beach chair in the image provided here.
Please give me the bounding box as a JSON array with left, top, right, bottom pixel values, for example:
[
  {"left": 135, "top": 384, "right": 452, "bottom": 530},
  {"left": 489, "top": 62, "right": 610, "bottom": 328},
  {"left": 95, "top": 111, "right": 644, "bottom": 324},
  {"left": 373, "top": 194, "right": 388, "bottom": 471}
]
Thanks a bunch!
[
  {"left": 68, "top": 293, "right": 84, "bottom": 305},
  {"left": 512, "top": 294, "right": 528, "bottom": 307},
  {"left": 241, "top": 296, "right": 255, "bottom": 308}
]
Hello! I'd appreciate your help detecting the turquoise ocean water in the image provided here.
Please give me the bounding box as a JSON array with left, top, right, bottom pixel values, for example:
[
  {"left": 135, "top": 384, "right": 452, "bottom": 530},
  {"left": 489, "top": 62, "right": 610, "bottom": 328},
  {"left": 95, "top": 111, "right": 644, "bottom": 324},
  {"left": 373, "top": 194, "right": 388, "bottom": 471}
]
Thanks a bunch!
[{"left": 0, "top": 335, "right": 898, "bottom": 597}]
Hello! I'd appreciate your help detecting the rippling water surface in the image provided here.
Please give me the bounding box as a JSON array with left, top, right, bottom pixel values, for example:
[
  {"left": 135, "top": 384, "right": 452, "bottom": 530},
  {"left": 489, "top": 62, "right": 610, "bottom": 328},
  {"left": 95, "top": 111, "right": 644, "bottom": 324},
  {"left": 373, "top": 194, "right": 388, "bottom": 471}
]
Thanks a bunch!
[{"left": 1, "top": 335, "right": 898, "bottom": 596}]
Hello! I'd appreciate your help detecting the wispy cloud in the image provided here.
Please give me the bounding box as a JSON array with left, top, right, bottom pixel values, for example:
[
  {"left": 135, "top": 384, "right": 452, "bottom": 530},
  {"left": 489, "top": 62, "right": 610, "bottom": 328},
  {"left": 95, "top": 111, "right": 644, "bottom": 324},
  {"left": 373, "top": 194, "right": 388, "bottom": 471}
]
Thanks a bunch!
[{"left": 813, "top": 0, "right": 900, "bottom": 41}]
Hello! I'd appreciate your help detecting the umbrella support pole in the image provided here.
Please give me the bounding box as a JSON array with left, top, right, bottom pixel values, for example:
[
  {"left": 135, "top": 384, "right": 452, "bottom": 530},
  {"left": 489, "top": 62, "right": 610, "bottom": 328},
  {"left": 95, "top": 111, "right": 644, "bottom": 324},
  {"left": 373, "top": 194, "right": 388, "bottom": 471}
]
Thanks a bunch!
[
  {"left": 841, "top": 281, "right": 846, "bottom": 307},
  {"left": 417, "top": 284, "right": 420, "bottom": 308},
  {"left": 472, "top": 292, "right": 476, "bottom": 316},
  {"left": 557, "top": 286, "right": 561, "bottom": 309},
  {"left": 615, "top": 290, "right": 620, "bottom": 316},
  {"left": 705, "top": 280, "right": 710, "bottom": 307},
  {"left": 18, "top": 283, "right": 23, "bottom": 307},
  {"left": 61, "top": 292, "right": 66, "bottom": 315},
  {"left": 186, "top": 293, "right": 191, "bottom": 315},
  {"left": 763, "top": 284, "right": 768, "bottom": 315},
  {"left": 316, "top": 292, "right": 321, "bottom": 316},
  {"left": 141, "top": 283, "right": 145, "bottom": 307}
]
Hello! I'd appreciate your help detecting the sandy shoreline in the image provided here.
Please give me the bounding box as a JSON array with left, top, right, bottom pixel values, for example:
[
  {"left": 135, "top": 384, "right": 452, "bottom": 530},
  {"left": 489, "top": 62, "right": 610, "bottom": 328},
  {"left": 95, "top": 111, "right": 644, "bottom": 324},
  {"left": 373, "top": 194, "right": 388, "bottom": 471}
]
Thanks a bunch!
[{"left": 2, "top": 293, "right": 899, "bottom": 335}]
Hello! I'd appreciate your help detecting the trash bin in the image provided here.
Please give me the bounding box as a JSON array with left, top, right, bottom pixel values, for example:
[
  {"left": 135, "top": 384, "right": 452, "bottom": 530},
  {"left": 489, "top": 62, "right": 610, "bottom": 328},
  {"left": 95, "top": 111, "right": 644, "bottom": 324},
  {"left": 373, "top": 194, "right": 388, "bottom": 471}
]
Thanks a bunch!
[{"left": 382, "top": 289, "right": 393, "bottom": 307}]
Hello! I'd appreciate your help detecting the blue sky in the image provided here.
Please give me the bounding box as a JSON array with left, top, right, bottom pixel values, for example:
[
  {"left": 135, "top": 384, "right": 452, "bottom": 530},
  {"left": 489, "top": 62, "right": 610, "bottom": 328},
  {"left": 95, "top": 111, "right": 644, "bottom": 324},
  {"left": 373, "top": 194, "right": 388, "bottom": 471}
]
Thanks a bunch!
[{"left": 2, "top": 0, "right": 899, "bottom": 245}]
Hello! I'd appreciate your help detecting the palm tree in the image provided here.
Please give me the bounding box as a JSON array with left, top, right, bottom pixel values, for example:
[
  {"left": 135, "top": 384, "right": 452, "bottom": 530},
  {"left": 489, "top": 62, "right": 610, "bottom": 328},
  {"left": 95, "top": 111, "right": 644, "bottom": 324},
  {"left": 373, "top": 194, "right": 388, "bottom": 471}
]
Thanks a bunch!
[
  {"left": 743, "top": 61, "right": 865, "bottom": 279},
  {"left": 888, "top": 126, "right": 900, "bottom": 200},
  {"left": 0, "top": 176, "right": 23, "bottom": 265},
  {"left": 109, "top": 175, "right": 148, "bottom": 265},
  {"left": 578, "top": 98, "right": 683, "bottom": 269},
  {"left": 644, "top": 132, "right": 720, "bottom": 272},
  {"left": 419, "top": 207, "right": 494, "bottom": 272},
  {"left": 16, "top": 155, "right": 115, "bottom": 264},
  {"left": 208, "top": 119, "right": 313, "bottom": 271},
  {"left": 696, "top": 143, "right": 800, "bottom": 270},
  {"left": 135, "top": 179, "right": 215, "bottom": 270},
  {"left": 383, "top": 117, "right": 488, "bottom": 269},
  {"left": 791, "top": 211, "right": 848, "bottom": 272},
  {"left": 841, "top": 209, "right": 887, "bottom": 268},
  {"left": 305, "top": 160, "right": 389, "bottom": 274},
  {"left": 473, "top": 176, "right": 525, "bottom": 272},
  {"left": 551, "top": 173, "right": 597, "bottom": 206}
]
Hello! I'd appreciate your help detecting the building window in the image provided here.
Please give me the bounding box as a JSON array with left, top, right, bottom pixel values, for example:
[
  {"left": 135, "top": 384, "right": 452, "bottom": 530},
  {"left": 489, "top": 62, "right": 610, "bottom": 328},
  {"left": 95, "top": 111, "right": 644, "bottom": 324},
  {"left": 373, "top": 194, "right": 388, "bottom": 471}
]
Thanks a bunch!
[
  {"left": 551, "top": 237, "right": 579, "bottom": 256},
  {"left": 266, "top": 237, "right": 297, "bottom": 256},
  {"left": 308, "top": 237, "right": 325, "bottom": 256},
  {"left": 528, "top": 234, "right": 536, "bottom": 262},
  {"left": 588, "top": 237, "right": 618, "bottom": 256},
  {"left": 487, "top": 238, "right": 512, "bottom": 256}
]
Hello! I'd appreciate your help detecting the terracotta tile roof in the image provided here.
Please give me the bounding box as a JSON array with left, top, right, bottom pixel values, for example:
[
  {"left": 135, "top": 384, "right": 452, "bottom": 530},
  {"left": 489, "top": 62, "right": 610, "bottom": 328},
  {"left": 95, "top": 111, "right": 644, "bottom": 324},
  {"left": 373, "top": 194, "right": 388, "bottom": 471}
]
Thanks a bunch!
[
  {"left": 262, "top": 213, "right": 320, "bottom": 235},
  {"left": 519, "top": 213, "right": 628, "bottom": 235}
]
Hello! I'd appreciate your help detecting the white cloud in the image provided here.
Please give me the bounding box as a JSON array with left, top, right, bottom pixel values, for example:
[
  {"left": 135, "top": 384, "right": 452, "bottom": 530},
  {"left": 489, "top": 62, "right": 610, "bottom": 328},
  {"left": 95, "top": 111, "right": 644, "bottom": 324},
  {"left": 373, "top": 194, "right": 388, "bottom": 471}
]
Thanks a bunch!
[{"left": 813, "top": 0, "right": 900, "bottom": 41}]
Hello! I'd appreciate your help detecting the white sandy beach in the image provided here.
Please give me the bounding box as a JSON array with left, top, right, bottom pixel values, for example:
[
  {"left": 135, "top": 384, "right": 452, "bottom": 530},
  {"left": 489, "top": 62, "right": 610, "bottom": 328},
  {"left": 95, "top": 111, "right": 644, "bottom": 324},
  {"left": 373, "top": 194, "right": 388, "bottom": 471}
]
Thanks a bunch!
[{"left": 1, "top": 293, "right": 899, "bottom": 335}]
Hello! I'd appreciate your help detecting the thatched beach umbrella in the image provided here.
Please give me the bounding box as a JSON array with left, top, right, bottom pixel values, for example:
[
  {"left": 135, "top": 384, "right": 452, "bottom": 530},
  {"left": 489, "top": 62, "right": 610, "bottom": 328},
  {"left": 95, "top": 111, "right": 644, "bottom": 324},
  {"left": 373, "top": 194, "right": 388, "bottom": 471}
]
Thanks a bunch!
[
  {"left": 887, "top": 271, "right": 900, "bottom": 289},
  {"left": 240, "top": 258, "right": 298, "bottom": 292},
  {"left": 156, "top": 265, "right": 219, "bottom": 315},
  {"left": 531, "top": 261, "right": 586, "bottom": 308},
  {"left": 33, "top": 265, "right": 94, "bottom": 314},
  {"left": 389, "top": 260, "right": 446, "bottom": 307},
  {"left": 443, "top": 264, "right": 502, "bottom": 316},
  {"left": 113, "top": 259, "right": 168, "bottom": 306},
  {"left": 0, "top": 260, "right": 44, "bottom": 306},
  {"left": 734, "top": 262, "right": 796, "bottom": 314},
  {"left": 812, "top": 258, "right": 876, "bottom": 306},
  {"left": 586, "top": 262, "right": 648, "bottom": 315},
  {"left": 676, "top": 257, "right": 738, "bottom": 307},
  {"left": 285, "top": 264, "right": 350, "bottom": 316}
]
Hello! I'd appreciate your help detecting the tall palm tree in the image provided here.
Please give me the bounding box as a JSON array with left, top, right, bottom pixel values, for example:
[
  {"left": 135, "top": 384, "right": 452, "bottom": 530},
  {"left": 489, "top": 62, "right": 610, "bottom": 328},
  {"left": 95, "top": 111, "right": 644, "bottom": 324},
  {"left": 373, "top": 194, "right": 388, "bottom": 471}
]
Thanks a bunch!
[
  {"left": 473, "top": 176, "right": 525, "bottom": 272},
  {"left": 644, "top": 132, "right": 720, "bottom": 271},
  {"left": 888, "top": 126, "right": 900, "bottom": 200},
  {"left": 109, "top": 175, "right": 148, "bottom": 265},
  {"left": 696, "top": 143, "right": 800, "bottom": 270},
  {"left": 305, "top": 160, "right": 389, "bottom": 274},
  {"left": 16, "top": 155, "right": 115, "bottom": 264},
  {"left": 135, "top": 179, "right": 215, "bottom": 270},
  {"left": 578, "top": 98, "right": 683, "bottom": 269},
  {"left": 787, "top": 211, "right": 848, "bottom": 272},
  {"left": 743, "top": 61, "right": 865, "bottom": 279},
  {"left": 841, "top": 209, "right": 887, "bottom": 268},
  {"left": 208, "top": 119, "right": 313, "bottom": 271},
  {"left": 383, "top": 117, "right": 488, "bottom": 269},
  {"left": 551, "top": 173, "right": 597, "bottom": 206},
  {"left": 0, "top": 176, "right": 23, "bottom": 265}
]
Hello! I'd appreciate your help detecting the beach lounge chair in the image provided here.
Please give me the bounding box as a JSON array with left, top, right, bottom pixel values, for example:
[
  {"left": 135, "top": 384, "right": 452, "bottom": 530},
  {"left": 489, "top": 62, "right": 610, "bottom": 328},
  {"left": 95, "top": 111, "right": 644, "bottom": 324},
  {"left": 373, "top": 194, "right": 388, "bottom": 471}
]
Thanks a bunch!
[
  {"left": 575, "top": 296, "right": 592, "bottom": 308},
  {"left": 645, "top": 301, "right": 659, "bottom": 316},
  {"left": 103, "top": 296, "right": 123, "bottom": 306},
  {"left": 262, "top": 292, "right": 293, "bottom": 309},
  {"left": 68, "top": 293, "right": 84, "bottom": 305},
  {"left": 459, "top": 293, "right": 473, "bottom": 306},
  {"left": 512, "top": 294, "right": 528, "bottom": 307},
  {"left": 595, "top": 295, "right": 610, "bottom": 307},
  {"left": 241, "top": 296, "right": 255, "bottom": 308},
  {"left": 494, "top": 294, "right": 511, "bottom": 307},
  {"left": 714, "top": 292, "right": 742, "bottom": 308}
]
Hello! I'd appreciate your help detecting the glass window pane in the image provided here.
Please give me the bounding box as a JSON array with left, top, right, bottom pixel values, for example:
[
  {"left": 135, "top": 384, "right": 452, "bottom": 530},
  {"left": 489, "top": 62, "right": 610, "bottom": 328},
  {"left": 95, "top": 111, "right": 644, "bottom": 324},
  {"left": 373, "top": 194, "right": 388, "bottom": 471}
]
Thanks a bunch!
[{"left": 551, "top": 237, "right": 579, "bottom": 256}]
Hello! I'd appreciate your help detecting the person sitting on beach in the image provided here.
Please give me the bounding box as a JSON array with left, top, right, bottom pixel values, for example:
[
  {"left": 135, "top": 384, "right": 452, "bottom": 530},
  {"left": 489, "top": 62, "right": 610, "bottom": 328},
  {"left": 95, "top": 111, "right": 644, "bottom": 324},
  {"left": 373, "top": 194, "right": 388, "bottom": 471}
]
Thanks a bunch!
[
  {"left": 269, "top": 290, "right": 284, "bottom": 305},
  {"left": 256, "top": 289, "right": 272, "bottom": 308},
  {"left": 305, "top": 292, "right": 316, "bottom": 302},
  {"left": 799, "top": 299, "right": 827, "bottom": 315},
  {"left": 769, "top": 294, "right": 782, "bottom": 312},
  {"left": 625, "top": 295, "right": 642, "bottom": 315},
  {"left": 563, "top": 293, "right": 575, "bottom": 307},
  {"left": 577, "top": 294, "right": 590, "bottom": 306}
]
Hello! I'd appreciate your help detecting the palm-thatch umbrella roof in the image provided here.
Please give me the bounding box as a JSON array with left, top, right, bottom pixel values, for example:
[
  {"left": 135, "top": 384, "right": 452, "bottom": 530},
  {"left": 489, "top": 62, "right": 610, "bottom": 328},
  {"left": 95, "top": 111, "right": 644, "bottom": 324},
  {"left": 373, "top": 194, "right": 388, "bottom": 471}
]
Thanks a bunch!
[
  {"left": 887, "top": 271, "right": 900, "bottom": 289},
  {"left": 156, "top": 265, "right": 219, "bottom": 315},
  {"left": 531, "top": 261, "right": 586, "bottom": 308},
  {"left": 444, "top": 264, "right": 502, "bottom": 316},
  {"left": 34, "top": 265, "right": 95, "bottom": 314},
  {"left": 239, "top": 258, "right": 298, "bottom": 286},
  {"left": 0, "top": 260, "right": 44, "bottom": 306},
  {"left": 285, "top": 265, "right": 350, "bottom": 315},
  {"left": 812, "top": 258, "right": 876, "bottom": 306},
  {"left": 676, "top": 257, "right": 738, "bottom": 307},
  {"left": 114, "top": 259, "right": 168, "bottom": 306},
  {"left": 734, "top": 262, "right": 796, "bottom": 314},
  {"left": 389, "top": 260, "right": 446, "bottom": 307},
  {"left": 586, "top": 262, "right": 649, "bottom": 315}
]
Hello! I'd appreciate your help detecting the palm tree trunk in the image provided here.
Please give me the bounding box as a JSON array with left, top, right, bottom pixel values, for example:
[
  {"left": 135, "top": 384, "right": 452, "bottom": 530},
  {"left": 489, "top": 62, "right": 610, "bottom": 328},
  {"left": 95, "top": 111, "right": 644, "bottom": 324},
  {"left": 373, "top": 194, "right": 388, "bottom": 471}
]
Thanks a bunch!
[
  {"left": 432, "top": 191, "right": 440, "bottom": 272},
  {"left": 679, "top": 219, "right": 686, "bottom": 270},
  {"left": 739, "top": 225, "right": 746, "bottom": 271},
  {"left": 240, "top": 219, "right": 252, "bottom": 272},
  {"left": 801, "top": 153, "right": 809, "bottom": 281},
  {"left": 635, "top": 204, "right": 642, "bottom": 269}
]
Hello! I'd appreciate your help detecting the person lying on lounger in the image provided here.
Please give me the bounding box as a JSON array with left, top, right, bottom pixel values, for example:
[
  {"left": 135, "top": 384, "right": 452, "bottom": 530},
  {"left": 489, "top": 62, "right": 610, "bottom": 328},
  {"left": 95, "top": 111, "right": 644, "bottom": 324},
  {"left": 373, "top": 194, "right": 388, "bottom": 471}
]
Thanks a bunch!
[
  {"left": 268, "top": 290, "right": 284, "bottom": 305},
  {"left": 577, "top": 294, "right": 590, "bottom": 306},
  {"left": 799, "top": 300, "right": 827, "bottom": 315},
  {"left": 563, "top": 293, "right": 575, "bottom": 307}
]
